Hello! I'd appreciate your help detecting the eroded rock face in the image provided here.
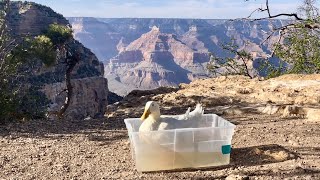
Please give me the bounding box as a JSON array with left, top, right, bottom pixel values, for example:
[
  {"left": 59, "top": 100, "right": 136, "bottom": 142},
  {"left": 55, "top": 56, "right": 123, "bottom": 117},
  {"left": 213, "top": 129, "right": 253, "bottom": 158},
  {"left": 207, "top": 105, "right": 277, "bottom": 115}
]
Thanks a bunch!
[
  {"left": 105, "top": 27, "right": 210, "bottom": 95},
  {"left": 44, "top": 77, "right": 108, "bottom": 119},
  {"left": 7, "top": 2, "right": 108, "bottom": 120},
  {"left": 8, "top": 2, "right": 68, "bottom": 36},
  {"left": 69, "top": 18, "right": 290, "bottom": 96}
]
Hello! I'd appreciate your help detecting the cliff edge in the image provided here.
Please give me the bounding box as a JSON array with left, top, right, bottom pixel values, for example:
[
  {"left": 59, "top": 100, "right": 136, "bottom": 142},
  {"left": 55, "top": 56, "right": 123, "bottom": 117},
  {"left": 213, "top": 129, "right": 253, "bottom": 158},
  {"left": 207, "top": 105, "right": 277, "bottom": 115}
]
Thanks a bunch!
[{"left": 7, "top": 2, "right": 108, "bottom": 119}]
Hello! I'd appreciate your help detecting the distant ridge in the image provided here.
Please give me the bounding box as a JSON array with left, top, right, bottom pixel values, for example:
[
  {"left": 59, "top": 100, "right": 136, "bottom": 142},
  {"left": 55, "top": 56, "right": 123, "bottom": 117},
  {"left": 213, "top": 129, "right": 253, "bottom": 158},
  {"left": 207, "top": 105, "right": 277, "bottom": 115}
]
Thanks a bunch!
[{"left": 68, "top": 17, "right": 287, "bottom": 95}]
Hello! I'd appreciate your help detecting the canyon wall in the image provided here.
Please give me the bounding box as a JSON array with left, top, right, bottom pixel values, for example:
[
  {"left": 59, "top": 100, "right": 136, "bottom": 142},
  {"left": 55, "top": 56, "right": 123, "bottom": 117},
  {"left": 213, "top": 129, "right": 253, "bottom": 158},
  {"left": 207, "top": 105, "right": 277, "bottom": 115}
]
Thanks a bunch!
[{"left": 8, "top": 2, "right": 108, "bottom": 119}]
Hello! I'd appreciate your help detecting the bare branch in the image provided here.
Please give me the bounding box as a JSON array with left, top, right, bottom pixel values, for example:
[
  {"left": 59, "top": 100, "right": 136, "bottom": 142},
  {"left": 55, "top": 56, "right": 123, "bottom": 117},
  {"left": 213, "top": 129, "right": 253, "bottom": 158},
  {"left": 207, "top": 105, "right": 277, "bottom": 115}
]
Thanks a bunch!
[
  {"left": 244, "top": 0, "right": 304, "bottom": 21},
  {"left": 270, "top": 30, "right": 285, "bottom": 57},
  {"left": 266, "top": 0, "right": 271, "bottom": 17},
  {"left": 57, "top": 88, "right": 68, "bottom": 96},
  {"left": 252, "top": 13, "right": 304, "bottom": 21}
]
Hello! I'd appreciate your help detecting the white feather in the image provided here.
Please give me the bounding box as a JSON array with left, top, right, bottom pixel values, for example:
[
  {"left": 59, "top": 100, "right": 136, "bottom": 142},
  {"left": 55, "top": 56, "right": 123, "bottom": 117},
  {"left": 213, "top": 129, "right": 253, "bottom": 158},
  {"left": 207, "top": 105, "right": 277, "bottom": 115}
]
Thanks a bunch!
[{"left": 139, "top": 102, "right": 204, "bottom": 132}]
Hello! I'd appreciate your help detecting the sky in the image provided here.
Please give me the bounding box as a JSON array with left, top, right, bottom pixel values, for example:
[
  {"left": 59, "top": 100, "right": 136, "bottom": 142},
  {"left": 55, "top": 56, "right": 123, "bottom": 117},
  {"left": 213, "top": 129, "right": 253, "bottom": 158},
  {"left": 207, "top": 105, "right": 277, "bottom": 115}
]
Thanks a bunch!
[{"left": 15, "top": 0, "right": 308, "bottom": 19}]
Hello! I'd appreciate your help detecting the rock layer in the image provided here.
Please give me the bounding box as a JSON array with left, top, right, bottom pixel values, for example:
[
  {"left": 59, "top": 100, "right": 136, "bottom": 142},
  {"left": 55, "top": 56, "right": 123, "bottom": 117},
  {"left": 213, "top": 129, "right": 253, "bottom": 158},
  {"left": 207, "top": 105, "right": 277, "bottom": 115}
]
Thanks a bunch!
[
  {"left": 7, "top": 2, "right": 108, "bottom": 119},
  {"left": 68, "top": 18, "right": 287, "bottom": 95},
  {"left": 44, "top": 77, "right": 108, "bottom": 119},
  {"left": 105, "top": 27, "right": 210, "bottom": 95}
]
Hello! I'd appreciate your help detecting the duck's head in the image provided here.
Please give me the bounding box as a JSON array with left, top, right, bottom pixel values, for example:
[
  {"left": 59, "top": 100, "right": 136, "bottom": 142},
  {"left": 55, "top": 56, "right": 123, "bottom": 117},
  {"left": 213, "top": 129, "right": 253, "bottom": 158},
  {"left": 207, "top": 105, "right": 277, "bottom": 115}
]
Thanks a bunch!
[{"left": 141, "top": 101, "right": 161, "bottom": 121}]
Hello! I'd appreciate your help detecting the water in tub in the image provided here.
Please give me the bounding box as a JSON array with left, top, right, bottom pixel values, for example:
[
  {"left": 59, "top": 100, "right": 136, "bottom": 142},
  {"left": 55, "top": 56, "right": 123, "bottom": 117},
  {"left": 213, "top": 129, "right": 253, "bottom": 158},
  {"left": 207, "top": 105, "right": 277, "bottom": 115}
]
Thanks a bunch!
[{"left": 135, "top": 142, "right": 230, "bottom": 171}]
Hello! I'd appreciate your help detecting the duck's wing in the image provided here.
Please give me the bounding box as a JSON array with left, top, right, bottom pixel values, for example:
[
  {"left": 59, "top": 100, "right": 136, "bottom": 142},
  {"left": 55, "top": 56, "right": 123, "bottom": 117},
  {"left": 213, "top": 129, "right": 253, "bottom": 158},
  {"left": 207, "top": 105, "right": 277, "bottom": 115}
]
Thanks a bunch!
[
  {"left": 158, "top": 104, "right": 205, "bottom": 130},
  {"left": 188, "top": 104, "right": 204, "bottom": 118},
  {"left": 158, "top": 116, "right": 198, "bottom": 130},
  {"left": 161, "top": 107, "right": 191, "bottom": 121}
]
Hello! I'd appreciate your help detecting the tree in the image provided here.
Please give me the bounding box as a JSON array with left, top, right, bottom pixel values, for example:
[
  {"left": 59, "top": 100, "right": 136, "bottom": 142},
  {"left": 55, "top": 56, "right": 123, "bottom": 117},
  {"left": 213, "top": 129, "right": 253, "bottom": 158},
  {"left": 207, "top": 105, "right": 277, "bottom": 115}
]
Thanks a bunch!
[
  {"left": 0, "top": 11, "right": 56, "bottom": 122},
  {"left": 0, "top": 0, "right": 22, "bottom": 122},
  {"left": 44, "top": 23, "right": 78, "bottom": 119},
  {"left": 0, "top": 0, "right": 75, "bottom": 122},
  {"left": 207, "top": 39, "right": 256, "bottom": 79},
  {"left": 246, "top": 0, "right": 320, "bottom": 75},
  {"left": 208, "top": 0, "right": 320, "bottom": 78},
  {"left": 0, "top": 0, "right": 12, "bottom": 67}
]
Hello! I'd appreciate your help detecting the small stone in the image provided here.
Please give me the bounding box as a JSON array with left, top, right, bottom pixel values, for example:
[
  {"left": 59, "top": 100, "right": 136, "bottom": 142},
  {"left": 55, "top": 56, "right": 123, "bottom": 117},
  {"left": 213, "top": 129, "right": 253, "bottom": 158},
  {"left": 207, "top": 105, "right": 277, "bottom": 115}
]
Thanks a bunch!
[
  {"left": 272, "top": 169, "right": 280, "bottom": 173},
  {"left": 226, "top": 174, "right": 249, "bottom": 180},
  {"left": 291, "top": 142, "right": 299, "bottom": 146},
  {"left": 289, "top": 154, "right": 295, "bottom": 158}
]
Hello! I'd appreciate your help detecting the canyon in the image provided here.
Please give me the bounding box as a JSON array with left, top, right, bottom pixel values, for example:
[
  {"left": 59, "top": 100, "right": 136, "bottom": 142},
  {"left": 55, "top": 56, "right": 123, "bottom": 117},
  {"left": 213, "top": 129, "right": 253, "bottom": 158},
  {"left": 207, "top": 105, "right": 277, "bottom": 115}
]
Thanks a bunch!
[{"left": 68, "top": 17, "right": 286, "bottom": 95}]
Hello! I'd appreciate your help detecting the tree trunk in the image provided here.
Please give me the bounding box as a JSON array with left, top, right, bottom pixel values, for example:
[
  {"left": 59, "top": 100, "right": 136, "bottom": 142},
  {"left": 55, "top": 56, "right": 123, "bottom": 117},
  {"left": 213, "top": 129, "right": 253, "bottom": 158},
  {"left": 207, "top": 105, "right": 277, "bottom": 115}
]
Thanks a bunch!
[{"left": 57, "top": 51, "right": 80, "bottom": 119}]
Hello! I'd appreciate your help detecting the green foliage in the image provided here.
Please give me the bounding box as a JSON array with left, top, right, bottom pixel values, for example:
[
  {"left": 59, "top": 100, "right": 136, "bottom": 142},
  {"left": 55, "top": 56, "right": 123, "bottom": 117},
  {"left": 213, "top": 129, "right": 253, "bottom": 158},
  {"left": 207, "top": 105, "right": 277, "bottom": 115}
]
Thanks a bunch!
[
  {"left": 274, "top": 25, "right": 320, "bottom": 74},
  {"left": 32, "top": 35, "right": 56, "bottom": 66},
  {"left": 255, "top": 58, "right": 287, "bottom": 79},
  {"left": 0, "top": 82, "right": 51, "bottom": 122},
  {"left": 207, "top": 40, "right": 256, "bottom": 78},
  {"left": 9, "top": 35, "right": 56, "bottom": 66},
  {"left": 271, "top": 0, "right": 320, "bottom": 75},
  {"left": 1, "top": 23, "right": 74, "bottom": 123},
  {"left": 45, "top": 23, "right": 73, "bottom": 45},
  {"left": 16, "top": 87, "right": 51, "bottom": 119},
  {"left": 0, "top": 10, "right": 71, "bottom": 123},
  {"left": 208, "top": 0, "right": 320, "bottom": 79},
  {"left": 0, "top": 85, "right": 17, "bottom": 122},
  {"left": 0, "top": 34, "right": 55, "bottom": 123}
]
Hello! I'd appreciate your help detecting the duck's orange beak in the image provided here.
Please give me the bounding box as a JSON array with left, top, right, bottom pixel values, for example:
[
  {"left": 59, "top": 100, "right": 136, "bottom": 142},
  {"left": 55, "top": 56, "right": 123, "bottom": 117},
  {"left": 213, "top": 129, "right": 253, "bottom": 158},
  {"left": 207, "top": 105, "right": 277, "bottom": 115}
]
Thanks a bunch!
[{"left": 141, "top": 108, "right": 150, "bottom": 121}]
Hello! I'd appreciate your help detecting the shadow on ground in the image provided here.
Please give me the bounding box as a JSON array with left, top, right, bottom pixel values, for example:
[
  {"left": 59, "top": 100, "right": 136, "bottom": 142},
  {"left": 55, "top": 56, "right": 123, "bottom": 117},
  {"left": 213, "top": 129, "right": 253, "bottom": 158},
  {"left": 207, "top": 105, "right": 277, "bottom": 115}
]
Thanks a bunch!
[
  {"left": 154, "top": 144, "right": 320, "bottom": 179},
  {"left": 153, "top": 144, "right": 297, "bottom": 173},
  {"left": 0, "top": 118, "right": 128, "bottom": 142}
]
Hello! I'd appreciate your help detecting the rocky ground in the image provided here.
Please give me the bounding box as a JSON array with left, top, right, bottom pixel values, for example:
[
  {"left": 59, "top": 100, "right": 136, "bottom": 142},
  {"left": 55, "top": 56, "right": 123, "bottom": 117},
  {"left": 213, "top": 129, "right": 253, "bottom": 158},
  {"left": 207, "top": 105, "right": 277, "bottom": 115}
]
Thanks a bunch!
[{"left": 1, "top": 75, "right": 320, "bottom": 179}]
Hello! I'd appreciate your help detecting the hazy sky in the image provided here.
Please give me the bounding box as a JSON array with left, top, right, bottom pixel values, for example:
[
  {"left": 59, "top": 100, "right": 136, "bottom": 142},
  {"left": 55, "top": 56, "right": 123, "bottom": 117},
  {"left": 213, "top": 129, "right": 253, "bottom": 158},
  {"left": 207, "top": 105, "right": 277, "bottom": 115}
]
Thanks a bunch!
[{"left": 18, "top": 0, "right": 306, "bottom": 19}]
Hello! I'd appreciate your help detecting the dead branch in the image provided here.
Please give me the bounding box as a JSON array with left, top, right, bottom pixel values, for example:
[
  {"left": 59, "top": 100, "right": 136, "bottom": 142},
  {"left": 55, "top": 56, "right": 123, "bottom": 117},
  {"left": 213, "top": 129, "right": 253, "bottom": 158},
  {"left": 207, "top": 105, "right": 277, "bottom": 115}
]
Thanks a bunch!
[
  {"left": 57, "top": 88, "right": 67, "bottom": 96},
  {"left": 245, "top": 0, "right": 304, "bottom": 21}
]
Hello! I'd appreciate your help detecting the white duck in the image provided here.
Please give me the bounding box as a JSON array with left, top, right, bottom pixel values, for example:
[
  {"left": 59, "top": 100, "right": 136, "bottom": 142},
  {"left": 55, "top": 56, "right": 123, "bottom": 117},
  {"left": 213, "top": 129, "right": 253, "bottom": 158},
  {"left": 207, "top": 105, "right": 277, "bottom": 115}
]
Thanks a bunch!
[{"left": 139, "top": 101, "right": 204, "bottom": 132}]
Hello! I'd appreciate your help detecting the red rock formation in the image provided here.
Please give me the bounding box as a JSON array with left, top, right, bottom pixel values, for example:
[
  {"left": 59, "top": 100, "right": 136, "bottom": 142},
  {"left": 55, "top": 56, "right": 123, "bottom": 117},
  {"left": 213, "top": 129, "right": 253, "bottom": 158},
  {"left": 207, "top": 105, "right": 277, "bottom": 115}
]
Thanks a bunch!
[
  {"left": 105, "top": 27, "right": 211, "bottom": 95},
  {"left": 112, "top": 26, "right": 209, "bottom": 65}
]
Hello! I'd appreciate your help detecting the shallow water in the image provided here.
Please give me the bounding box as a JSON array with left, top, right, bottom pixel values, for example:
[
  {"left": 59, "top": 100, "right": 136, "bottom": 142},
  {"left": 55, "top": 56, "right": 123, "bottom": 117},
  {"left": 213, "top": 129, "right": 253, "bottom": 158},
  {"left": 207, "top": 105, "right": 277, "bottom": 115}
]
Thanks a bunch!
[{"left": 135, "top": 151, "right": 230, "bottom": 172}]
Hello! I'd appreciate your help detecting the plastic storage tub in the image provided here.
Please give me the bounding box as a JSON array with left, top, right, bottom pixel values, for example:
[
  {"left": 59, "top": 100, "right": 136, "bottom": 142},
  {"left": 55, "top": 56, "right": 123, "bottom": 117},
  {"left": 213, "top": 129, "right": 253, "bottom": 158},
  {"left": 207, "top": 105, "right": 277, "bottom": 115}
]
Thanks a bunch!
[{"left": 124, "top": 114, "right": 236, "bottom": 172}]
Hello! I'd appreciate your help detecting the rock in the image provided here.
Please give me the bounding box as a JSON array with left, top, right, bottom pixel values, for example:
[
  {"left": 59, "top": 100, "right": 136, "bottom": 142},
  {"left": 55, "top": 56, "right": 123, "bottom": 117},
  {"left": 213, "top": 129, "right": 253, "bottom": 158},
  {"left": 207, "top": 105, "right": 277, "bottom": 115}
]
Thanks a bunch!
[
  {"left": 223, "top": 107, "right": 244, "bottom": 115},
  {"left": 7, "top": 2, "right": 108, "bottom": 121},
  {"left": 8, "top": 2, "right": 68, "bottom": 36},
  {"left": 237, "top": 88, "right": 253, "bottom": 94},
  {"left": 306, "top": 108, "right": 320, "bottom": 122},
  {"left": 108, "top": 91, "right": 123, "bottom": 104},
  {"left": 44, "top": 77, "right": 108, "bottom": 120},
  {"left": 104, "top": 27, "right": 210, "bottom": 96},
  {"left": 282, "top": 105, "right": 306, "bottom": 118},
  {"left": 258, "top": 104, "right": 282, "bottom": 115},
  {"left": 226, "top": 174, "right": 249, "bottom": 180},
  {"left": 69, "top": 17, "right": 295, "bottom": 96}
]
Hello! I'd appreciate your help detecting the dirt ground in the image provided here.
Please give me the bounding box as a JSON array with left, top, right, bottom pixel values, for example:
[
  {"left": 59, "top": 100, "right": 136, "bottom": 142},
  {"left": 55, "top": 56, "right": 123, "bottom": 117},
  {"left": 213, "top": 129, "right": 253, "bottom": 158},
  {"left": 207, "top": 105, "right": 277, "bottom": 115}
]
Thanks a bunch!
[
  {"left": 1, "top": 75, "right": 320, "bottom": 179},
  {"left": 0, "top": 109, "right": 319, "bottom": 180}
]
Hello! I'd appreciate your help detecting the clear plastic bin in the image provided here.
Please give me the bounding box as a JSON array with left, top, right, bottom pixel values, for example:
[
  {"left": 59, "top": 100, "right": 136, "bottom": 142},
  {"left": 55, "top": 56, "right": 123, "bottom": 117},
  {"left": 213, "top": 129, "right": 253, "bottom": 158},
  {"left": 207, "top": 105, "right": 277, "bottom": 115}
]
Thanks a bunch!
[{"left": 124, "top": 114, "right": 236, "bottom": 172}]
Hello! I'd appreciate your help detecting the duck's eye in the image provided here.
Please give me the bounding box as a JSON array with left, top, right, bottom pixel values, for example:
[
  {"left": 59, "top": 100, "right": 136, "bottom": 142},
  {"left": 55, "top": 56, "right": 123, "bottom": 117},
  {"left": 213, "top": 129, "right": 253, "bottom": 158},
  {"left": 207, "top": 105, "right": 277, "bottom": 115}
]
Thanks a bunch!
[{"left": 151, "top": 104, "right": 154, "bottom": 107}]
